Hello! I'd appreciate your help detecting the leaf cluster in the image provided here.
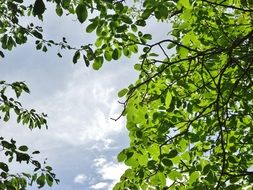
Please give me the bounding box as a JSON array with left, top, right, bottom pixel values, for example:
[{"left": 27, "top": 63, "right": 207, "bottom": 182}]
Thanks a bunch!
[{"left": 0, "top": 81, "right": 59, "bottom": 189}]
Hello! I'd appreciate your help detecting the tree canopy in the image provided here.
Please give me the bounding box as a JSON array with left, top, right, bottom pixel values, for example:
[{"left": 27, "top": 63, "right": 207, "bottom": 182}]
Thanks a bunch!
[{"left": 1, "top": 0, "right": 253, "bottom": 189}]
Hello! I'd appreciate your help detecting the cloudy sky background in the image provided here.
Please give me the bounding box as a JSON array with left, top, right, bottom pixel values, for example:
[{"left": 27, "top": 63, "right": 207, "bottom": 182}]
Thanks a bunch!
[{"left": 0, "top": 3, "right": 170, "bottom": 189}]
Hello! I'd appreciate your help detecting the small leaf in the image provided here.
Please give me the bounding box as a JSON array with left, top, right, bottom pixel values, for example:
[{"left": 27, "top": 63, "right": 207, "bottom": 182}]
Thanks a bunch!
[
  {"left": 143, "top": 34, "right": 152, "bottom": 40},
  {"left": 136, "top": 130, "right": 142, "bottom": 138},
  {"left": 46, "top": 173, "right": 53, "bottom": 187},
  {"left": 73, "top": 51, "right": 80, "bottom": 64},
  {"left": 0, "top": 162, "right": 9, "bottom": 172},
  {"left": 165, "top": 91, "right": 172, "bottom": 108},
  {"left": 179, "top": 0, "right": 191, "bottom": 9},
  {"left": 117, "top": 151, "right": 126, "bottom": 162},
  {"left": 118, "top": 88, "right": 128, "bottom": 97},
  {"left": 134, "top": 64, "right": 141, "bottom": 71},
  {"left": 19, "top": 145, "right": 28, "bottom": 152},
  {"left": 32, "top": 31, "right": 43, "bottom": 39},
  {"left": 131, "top": 24, "right": 137, "bottom": 32},
  {"left": 162, "top": 159, "right": 173, "bottom": 167},
  {"left": 158, "top": 4, "right": 168, "bottom": 19},
  {"left": 136, "top": 19, "right": 146, "bottom": 26},
  {"left": 86, "top": 20, "right": 98, "bottom": 33},
  {"left": 83, "top": 55, "right": 89, "bottom": 67},
  {"left": 0, "top": 51, "right": 4, "bottom": 58},
  {"left": 37, "top": 173, "right": 45, "bottom": 188},
  {"left": 168, "top": 149, "right": 178, "bottom": 158},
  {"left": 104, "top": 50, "right": 112, "bottom": 61},
  {"left": 33, "top": 0, "right": 46, "bottom": 16},
  {"left": 56, "top": 4, "right": 63, "bottom": 16},
  {"left": 167, "top": 43, "right": 176, "bottom": 49},
  {"left": 142, "top": 8, "right": 153, "bottom": 19},
  {"left": 123, "top": 47, "right": 130, "bottom": 57},
  {"left": 121, "top": 15, "right": 133, "bottom": 24},
  {"left": 168, "top": 170, "right": 182, "bottom": 180},
  {"left": 112, "top": 49, "right": 121, "bottom": 60},
  {"left": 189, "top": 171, "right": 199, "bottom": 185},
  {"left": 57, "top": 53, "right": 62, "bottom": 58},
  {"left": 61, "top": 0, "right": 70, "bottom": 9},
  {"left": 76, "top": 4, "right": 88, "bottom": 23},
  {"left": 92, "top": 56, "right": 103, "bottom": 70}
]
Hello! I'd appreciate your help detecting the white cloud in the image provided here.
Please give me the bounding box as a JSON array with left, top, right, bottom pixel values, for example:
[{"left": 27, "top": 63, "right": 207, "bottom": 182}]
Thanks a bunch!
[
  {"left": 97, "top": 161, "right": 127, "bottom": 181},
  {"left": 91, "top": 182, "right": 108, "bottom": 189},
  {"left": 0, "top": 2, "right": 138, "bottom": 189},
  {"left": 94, "top": 158, "right": 107, "bottom": 167},
  {"left": 33, "top": 68, "right": 126, "bottom": 147},
  {"left": 73, "top": 174, "right": 87, "bottom": 184},
  {"left": 89, "top": 138, "right": 116, "bottom": 151},
  {"left": 92, "top": 157, "right": 128, "bottom": 189}
]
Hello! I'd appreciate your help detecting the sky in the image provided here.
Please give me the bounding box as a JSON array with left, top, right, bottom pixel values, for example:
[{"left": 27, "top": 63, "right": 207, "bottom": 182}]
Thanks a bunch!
[
  {"left": 0, "top": 3, "right": 170, "bottom": 190},
  {"left": 0, "top": 4, "right": 138, "bottom": 190}
]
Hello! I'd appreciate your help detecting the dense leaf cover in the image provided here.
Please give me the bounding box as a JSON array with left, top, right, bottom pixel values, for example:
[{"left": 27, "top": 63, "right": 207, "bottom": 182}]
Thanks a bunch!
[{"left": 1, "top": 0, "right": 253, "bottom": 189}]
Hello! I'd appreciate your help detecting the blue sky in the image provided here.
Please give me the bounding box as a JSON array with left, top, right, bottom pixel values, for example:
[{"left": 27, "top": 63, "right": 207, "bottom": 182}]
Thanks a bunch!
[
  {"left": 0, "top": 3, "right": 171, "bottom": 189},
  {"left": 0, "top": 4, "right": 138, "bottom": 190},
  {"left": 1, "top": 46, "right": 133, "bottom": 189}
]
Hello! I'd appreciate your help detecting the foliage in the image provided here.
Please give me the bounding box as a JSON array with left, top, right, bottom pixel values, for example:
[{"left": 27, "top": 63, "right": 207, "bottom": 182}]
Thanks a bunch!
[
  {"left": 1, "top": 0, "right": 253, "bottom": 189},
  {"left": 0, "top": 81, "right": 59, "bottom": 189}
]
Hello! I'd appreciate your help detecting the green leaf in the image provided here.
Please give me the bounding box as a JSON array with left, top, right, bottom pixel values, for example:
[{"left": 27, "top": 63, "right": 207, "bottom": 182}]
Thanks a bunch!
[
  {"left": 57, "top": 52, "right": 62, "bottom": 58},
  {"left": 19, "top": 145, "right": 28, "bottom": 152},
  {"left": 0, "top": 162, "right": 9, "bottom": 172},
  {"left": 46, "top": 173, "right": 53, "bottom": 187},
  {"left": 83, "top": 55, "right": 90, "bottom": 67},
  {"left": 37, "top": 173, "right": 45, "bottom": 188},
  {"left": 157, "top": 4, "right": 168, "bottom": 19},
  {"left": 150, "top": 173, "right": 166, "bottom": 186},
  {"left": 178, "top": 0, "right": 191, "bottom": 9},
  {"left": 33, "top": 0, "right": 46, "bottom": 16},
  {"left": 189, "top": 171, "right": 199, "bottom": 185},
  {"left": 131, "top": 24, "right": 137, "bottom": 32},
  {"left": 73, "top": 51, "right": 80, "bottom": 64},
  {"left": 167, "top": 43, "right": 176, "bottom": 49},
  {"left": 118, "top": 151, "right": 127, "bottom": 162},
  {"left": 142, "top": 8, "right": 153, "bottom": 19},
  {"left": 143, "top": 34, "right": 152, "bottom": 40},
  {"left": 165, "top": 91, "right": 172, "bottom": 108},
  {"left": 76, "top": 4, "right": 88, "bottom": 23},
  {"left": 168, "top": 170, "right": 182, "bottom": 180},
  {"left": 134, "top": 64, "right": 141, "bottom": 71},
  {"left": 0, "top": 51, "right": 4, "bottom": 58},
  {"left": 86, "top": 20, "right": 98, "bottom": 33},
  {"left": 123, "top": 47, "right": 131, "bottom": 57},
  {"left": 135, "top": 130, "right": 142, "bottom": 138},
  {"left": 162, "top": 158, "right": 173, "bottom": 167},
  {"left": 104, "top": 50, "right": 112, "bottom": 61},
  {"left": 168, "top": 149, "right": 178, "bottom": 158},
  {"left": 56, "top": 4, "right": 63, "bottom": 16},
  {"left": 61, "top": 0, "right": 70, "bottom": 9},
  {"left": 121, "top": 15, "right": 133, "bottom": 24},
  {"left": 147, "top": 160, "right": 157, "bottom": 170},
  {"left": 112, "top": 49, "right": 121, "bottom": 60},
  {"left": 138, "top": 154, "right": 148, "bottom": 165},
  {"left": 135, "top": 19, "right": 146, "bottom": 26},
  {"left": 92, "top": 56, "right": 103, "bottom": 70},
  {"left": 118, "top": 88, "right": 128, "bottom": 97},
  {"left": 32, "top": 31, "right": 43, "bottom": 39},
  {"left": 179, "top": 47, "right": 188, "bottom": 58}
]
